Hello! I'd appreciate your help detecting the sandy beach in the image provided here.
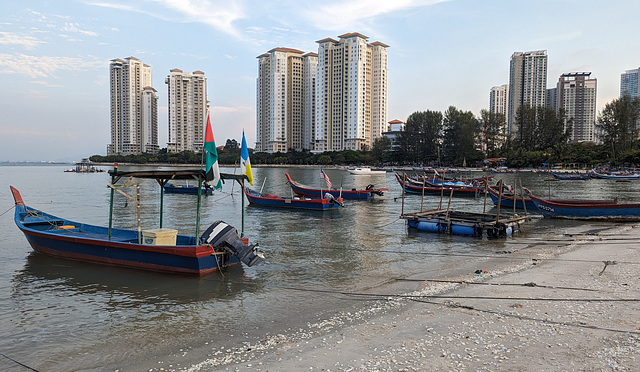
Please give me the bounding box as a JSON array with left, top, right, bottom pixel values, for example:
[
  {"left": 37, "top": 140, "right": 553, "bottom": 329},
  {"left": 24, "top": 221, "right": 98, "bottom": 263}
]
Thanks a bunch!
[{"left": 127, "top": 223, "right": 640, "bottom": 372}]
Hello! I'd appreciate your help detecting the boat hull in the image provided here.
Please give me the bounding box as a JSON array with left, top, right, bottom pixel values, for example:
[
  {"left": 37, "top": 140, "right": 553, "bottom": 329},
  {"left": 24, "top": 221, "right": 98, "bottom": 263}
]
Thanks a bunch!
[
  {"left": 529, "top": 194, "right": 640, "bottom": 220},
  {"left": 13, "top": 203, "right": 237, "bottom": 276},
  {"left": 487, "top": 186, "right": 537, "bottom": 210},
  {"left": 285, "top": 173, "right": 386, "bottom": 200},
  {"left": 164, "top": 184, "right": 213, "bottom": 194},
  {"left": 245, "top": 189, "right": 342, "bottom": 211},
  {"left": 395, "top": 173, "right": 479, "bottom": 196}
]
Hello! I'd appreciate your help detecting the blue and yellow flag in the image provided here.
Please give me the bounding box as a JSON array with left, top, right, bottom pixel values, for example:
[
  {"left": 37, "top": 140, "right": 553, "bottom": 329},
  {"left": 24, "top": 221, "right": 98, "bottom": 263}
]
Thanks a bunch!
[{"left": 240, "top": 131, "right": 253, "bottom": 185}]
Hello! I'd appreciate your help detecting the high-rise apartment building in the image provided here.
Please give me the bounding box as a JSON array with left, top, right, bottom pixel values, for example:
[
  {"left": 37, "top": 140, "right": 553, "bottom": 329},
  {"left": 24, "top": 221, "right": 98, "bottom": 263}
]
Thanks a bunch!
[
  {"left": 108, "top": 56, "right": 158, "bottom": 155},
  {"left": 256, "top": 48, "right": 316, "bottom": 153},
  {"left": 508, "top": 50, "right": 548, "bottom": 135},
  {"left": 141, "top": 87, "right": 159, "bottom": 153},
  {"left": 315, "top": 33, "right": 389, "bottom": 151},
  {"left": 256, "top": 33, "right": 389, "bottom": 153},
  {"left": 553, "top": 72, "right": 597, "bottom": 143},
  {"left": 165, "top": 69, "right": 207, "bottom": 153},
  {"left": 620, "top": 67, "right": 640, "bottom": 98},
  {"left": 489, "top": 84, "right": 509, "bottom": 117}
]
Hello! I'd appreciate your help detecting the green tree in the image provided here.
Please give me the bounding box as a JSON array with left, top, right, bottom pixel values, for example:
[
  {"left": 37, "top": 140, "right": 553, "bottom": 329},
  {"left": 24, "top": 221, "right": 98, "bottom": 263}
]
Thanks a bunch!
[
  {"left": 398, "top": 110, "right": 442, "bottom": 164},
  {"left": 597, "top": 95, "right": 640, "bottom": 163},
  {"left": 479, "top": 109, "right": 506, "bottom": 157},
  {"left": 371, "top": 137, "right": 391, "bottom": 164},
  {"left": 441, "top": 106, "right": 482, "bottom": 165}
]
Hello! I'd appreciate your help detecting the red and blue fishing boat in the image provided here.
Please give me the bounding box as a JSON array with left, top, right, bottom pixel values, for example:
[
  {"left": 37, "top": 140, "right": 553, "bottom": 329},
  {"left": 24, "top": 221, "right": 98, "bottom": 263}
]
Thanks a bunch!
[
  {"left": 285, "top": 173, "right": 387, "bottom": 200},
  {"left": 10, "top": 168, "right": 265, "bottom": 276},
  {"left": 525, "top": 191, "right": 640, "bottom": 220},
  {"left": 395, "top": 173, "right": 480, "bottom": 197},
  {"left": 486, "top": 184, "right": 537, "bottom": 210},
  {"left": 244, "top": 188, "right": 343, "bottom": 211}
]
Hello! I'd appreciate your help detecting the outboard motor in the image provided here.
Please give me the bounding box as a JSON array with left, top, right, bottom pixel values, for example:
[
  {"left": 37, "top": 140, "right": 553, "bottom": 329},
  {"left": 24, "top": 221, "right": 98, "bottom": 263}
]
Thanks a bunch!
[
  {"left": 324, "top": 192, "right": 344, "bottom": 207},
  {"left": 200, "top": 220, "right": 265, "bottom": 267}
]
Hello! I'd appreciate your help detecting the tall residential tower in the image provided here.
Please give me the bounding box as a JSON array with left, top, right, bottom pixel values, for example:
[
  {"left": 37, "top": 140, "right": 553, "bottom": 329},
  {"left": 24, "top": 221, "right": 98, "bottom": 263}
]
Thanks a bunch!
[
  {"left": 315, "top": 33, "right": 389, "bottom": 151},
  {"left": 109, "top": 57, "right": 158, "bottom": 155},
  {"left": 620, "top": 67, "right": 640, "bottom": 98},
  {"left": 508, "top": 50, "right": 548, "bottom": 135},
  {"left": 554, "top": 72, "right": 597, "bottom": 143},
  {"left": 165, "top": 69, "right": 207, "bottom": 153}
]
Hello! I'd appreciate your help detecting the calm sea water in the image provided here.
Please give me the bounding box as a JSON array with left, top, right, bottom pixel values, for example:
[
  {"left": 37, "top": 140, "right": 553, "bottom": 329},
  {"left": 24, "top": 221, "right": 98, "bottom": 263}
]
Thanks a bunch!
[{"left": 1, "top": 165, "right": 637, "bottom": 371}]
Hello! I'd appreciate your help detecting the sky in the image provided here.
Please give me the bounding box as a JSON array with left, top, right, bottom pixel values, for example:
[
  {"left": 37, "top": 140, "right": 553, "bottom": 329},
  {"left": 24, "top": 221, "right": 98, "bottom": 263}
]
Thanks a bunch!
[{"left": 1, "top": 0, "right": 639, "bottom": 162}]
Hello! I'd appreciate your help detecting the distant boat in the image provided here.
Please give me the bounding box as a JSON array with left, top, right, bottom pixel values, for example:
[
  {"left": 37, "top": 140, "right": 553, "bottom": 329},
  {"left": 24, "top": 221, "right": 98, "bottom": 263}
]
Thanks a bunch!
[
  {"left": 590, "top": 170, "right": 640, "bottom": 180},
  {"left": 550, "top": 172, "right": 589, "bottom": 180},
  {"left": 525, "top": 190, "right": 640, "bottom": 221},
  {"left": 164, "top": 183, "right": 213, "bottom": 195},
  {"left": 244, "top": 188, "right": 343, "bottom": 211},
  {"left": 348, "top": 167, "right": 387, "bottom": 175},
  {"left": 285, "top": 173, "right": 387, "bottom": 200},
  {"left": 10, "top": 169, "right": 265, "bottom": 276}
]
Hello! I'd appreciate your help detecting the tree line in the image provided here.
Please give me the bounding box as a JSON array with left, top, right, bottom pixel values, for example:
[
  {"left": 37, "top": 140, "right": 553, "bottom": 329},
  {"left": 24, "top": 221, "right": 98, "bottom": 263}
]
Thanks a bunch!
[{"left": 91, "top": 96, "right": 640, "bottom": 168}]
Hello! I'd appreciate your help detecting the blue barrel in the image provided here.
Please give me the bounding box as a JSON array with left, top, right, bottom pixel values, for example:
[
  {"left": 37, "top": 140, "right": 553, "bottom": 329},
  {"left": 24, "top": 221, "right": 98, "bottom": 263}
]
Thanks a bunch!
[
  {"left": 417, "top": 221, "right": 439, "bottom": 232},
  {"left": 451, "top": 224, "right": 475, "bottom": 236}
]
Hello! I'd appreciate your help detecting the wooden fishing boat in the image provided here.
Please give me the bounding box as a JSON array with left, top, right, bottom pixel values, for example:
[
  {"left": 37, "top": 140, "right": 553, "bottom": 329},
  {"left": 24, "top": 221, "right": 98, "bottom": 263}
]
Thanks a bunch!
[
  {"left": 395, "top": 173, "right": 480, "bottom": 197},
  {"left": 486, "top": 185, "right": 537, "bottom": 210},
  {"left": 550, "top": 172, "right": 589, "bottom": 180},
  {"left": 285, "top": 173, "right": 387, "bottom": 200},
  {"left": 164, "top": 183, "right": 213, "bottom": 195},
  {"left": 590, "top": 170, "right": 640, "bottom": 180},
  {"left": 524, "top": 191, "right": 640, "bottom": 220},
  {"left": 244, "top": 188, "right": 343, "bottom": 211},
  {"left": 10, "top": 169, "right": 265, "bottom": 276}
]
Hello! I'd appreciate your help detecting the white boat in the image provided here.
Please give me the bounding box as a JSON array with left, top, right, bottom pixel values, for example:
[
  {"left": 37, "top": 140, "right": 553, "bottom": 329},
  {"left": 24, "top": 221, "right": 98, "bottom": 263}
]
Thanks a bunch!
[{"left": 348, "top": 167, "right": 387, "bottom": 175}]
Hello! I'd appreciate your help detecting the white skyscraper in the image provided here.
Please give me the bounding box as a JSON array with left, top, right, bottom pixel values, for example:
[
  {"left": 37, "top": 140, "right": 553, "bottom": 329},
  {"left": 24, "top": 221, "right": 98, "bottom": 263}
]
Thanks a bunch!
[
  {"left": 165, "top": 69, "right": 207, "bottom": 153},
  {"left": 256, "top": 47, "right": 315, "bottom": 153},
  {"left": 315, "top": 33, "right": 389, "bottom": 151},
  {"left": 554, "top": 72, "right": 597, "bottom": 143},
  {"left": 620, "top": 67, "right": 640, "bottom": 98},
  {"left": 109, "top": 57, "right": 157, "bottom": 155},
  {"left": 489, "top": 84, "right": 509, "bottom": 117},
  {"left": 508, "top": 50, "right": 548, "bottom": 135}
]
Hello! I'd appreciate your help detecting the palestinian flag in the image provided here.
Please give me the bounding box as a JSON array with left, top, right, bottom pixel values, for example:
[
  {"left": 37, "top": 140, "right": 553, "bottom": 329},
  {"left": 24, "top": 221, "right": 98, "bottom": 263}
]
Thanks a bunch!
[{"left": 204, "top": 114, "right": 222, "bottom": 190}]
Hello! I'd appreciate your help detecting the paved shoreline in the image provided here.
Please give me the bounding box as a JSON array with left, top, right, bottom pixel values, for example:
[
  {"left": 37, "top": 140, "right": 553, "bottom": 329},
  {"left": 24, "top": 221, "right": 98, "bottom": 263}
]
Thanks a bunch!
[{"left": 132, "top": 223, "right": 640, "bottom": 371}]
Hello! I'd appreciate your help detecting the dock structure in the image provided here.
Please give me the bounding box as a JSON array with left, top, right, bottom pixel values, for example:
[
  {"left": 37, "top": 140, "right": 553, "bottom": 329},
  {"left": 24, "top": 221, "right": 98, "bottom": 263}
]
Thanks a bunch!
[{"left": 400, "top": 209, "right": 529, "bottom": 238}]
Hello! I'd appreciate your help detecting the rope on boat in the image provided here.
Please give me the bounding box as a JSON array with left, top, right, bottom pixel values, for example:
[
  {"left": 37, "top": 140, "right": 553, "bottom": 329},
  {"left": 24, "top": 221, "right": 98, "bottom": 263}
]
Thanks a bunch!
[
  {"left": 0, "top": 204, "right": 14, "bottom": 217},
  {"left": 0, "top": 352, "right": 40, "bottom": 371}
]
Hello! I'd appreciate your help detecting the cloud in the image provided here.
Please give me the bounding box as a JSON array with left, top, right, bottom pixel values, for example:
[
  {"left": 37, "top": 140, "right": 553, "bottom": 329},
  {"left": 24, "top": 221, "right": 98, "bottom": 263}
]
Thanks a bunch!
[
  {"left": 300, "top": 0, "right": 450, "bottom": 30},
  {"left": 0, "top": 53, "right": 105, "bottom": 78},
  {"left": 88, "top": 0, "right": 246, "bottom": 38},
  {"left": 61, "top": 22, "right": 98, "bottom": 36},
  {"left": 31, "top": 80, "right": 64, "bottom": 88},
  {"left": 0, "top": 32, "right": 46, "bottom": 50}
]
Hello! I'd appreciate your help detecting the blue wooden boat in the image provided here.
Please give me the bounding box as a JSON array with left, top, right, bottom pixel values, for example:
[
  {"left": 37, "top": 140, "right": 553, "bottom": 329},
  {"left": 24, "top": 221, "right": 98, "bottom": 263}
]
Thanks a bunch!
[
  {"left": 285, "top": 173, "right": 387, "bottom": 200},
  {"left": 550, "top": 172, "right": 589, "bottom": 180},
  {"left": 164, "top": 183, "right": 213, "bottom": 195},
  {"left": 525, "top": 191, "right": 640, "bottom": 221},
  {"left": 10, "top": 169, "right": 265, "bottom": 276},
  {"left": 590, "top": 170, "right": 640, "bottom": 180},
  {"left": 244, "top": 188, "right": 343, "bottom": 211},
  {"left": 487, "top": 185, "right": 537, "bottom": 210}
]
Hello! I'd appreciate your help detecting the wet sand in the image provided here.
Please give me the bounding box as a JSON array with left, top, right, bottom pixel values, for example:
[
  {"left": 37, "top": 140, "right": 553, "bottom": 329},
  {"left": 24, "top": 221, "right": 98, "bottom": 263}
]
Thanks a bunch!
[{"left": 130, "top": 224, "right": 640, "bottom": 371}]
